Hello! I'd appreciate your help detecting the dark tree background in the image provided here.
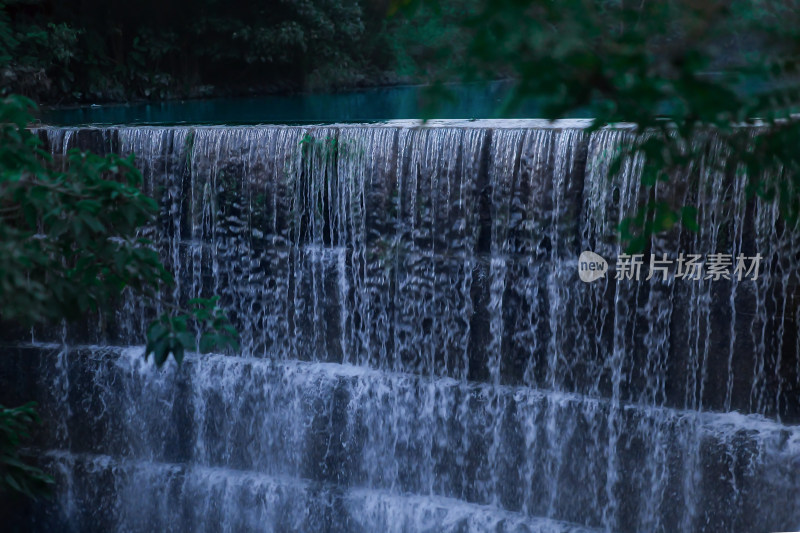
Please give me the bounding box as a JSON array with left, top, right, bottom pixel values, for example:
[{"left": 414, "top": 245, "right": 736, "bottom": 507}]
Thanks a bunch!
[{"left": 0, "top": 0, "right": 419, "bottom": 103}]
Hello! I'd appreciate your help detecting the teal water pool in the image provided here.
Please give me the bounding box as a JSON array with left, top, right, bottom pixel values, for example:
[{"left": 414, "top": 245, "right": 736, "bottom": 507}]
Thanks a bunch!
[{"left": 38, "top": 82, "right": 557, "bottom": 126}]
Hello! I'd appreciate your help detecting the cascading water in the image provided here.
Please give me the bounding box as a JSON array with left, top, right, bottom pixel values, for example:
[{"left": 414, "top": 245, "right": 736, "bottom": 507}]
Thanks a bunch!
[{"left": 4, "top": 120, "right": 800, "bottom": 532}]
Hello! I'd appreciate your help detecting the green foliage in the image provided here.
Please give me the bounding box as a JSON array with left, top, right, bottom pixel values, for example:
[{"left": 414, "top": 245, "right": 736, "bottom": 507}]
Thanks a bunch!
[
  {"left": 145, "top": 297, "right": 239, "bottom": 366},
  {"left": 0, "top": 94, "right": 239, "bottom": 497},
  {"left": 0, "top": 93, "right": 240, "bottom": 358},
  {"left": 0, "top": 0, "right": 397, "bottom": 103},
  {"left": 385, "top": 0, "right": 475, "bottom": 80},
  {"left": 396, "top": 0, "right": 800, "bottom": 250},
  {"left": 299, "top": 132, "right": 365, "bottom": 167},
  {"left": 0, "top": 0, "right": 485, "bottom": 103},
  {"left": 0, "top": 95, "right": 167, "bottom": 323},
  {"left": 0, "top": 402, "right": 53, "bottom": 499},
  {"left": 300, "top": 133, "right": 340, "bottom": 160}
]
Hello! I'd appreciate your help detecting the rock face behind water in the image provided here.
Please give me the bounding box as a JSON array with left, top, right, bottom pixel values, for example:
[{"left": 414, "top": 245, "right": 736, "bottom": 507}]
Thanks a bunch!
[{"left": 3, "top": 121, "right": 800, "bottom": 532}]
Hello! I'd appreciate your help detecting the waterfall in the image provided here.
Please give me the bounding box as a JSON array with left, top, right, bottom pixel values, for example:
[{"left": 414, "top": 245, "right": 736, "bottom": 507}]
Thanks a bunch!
[{"left": 7, "top": 121, "right": 800, "bottom": 532}]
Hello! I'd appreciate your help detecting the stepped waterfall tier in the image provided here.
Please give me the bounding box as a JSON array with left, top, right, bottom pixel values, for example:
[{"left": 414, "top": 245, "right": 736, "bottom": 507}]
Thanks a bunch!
[{"left": 3, "top": 121, "right": 800, "bottom": 532}]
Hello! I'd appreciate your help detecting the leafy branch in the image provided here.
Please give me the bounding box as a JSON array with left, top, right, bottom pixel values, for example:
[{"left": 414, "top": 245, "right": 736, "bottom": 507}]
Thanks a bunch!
[
  {"left": 0, "top": 402, "right": 54, "bottom": 499},
  {"left": 0, "top": 94, "right": 239, "bottom": 497},
  {"left": 144, "top": 296, "right": 239, "bottom": 366}
]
